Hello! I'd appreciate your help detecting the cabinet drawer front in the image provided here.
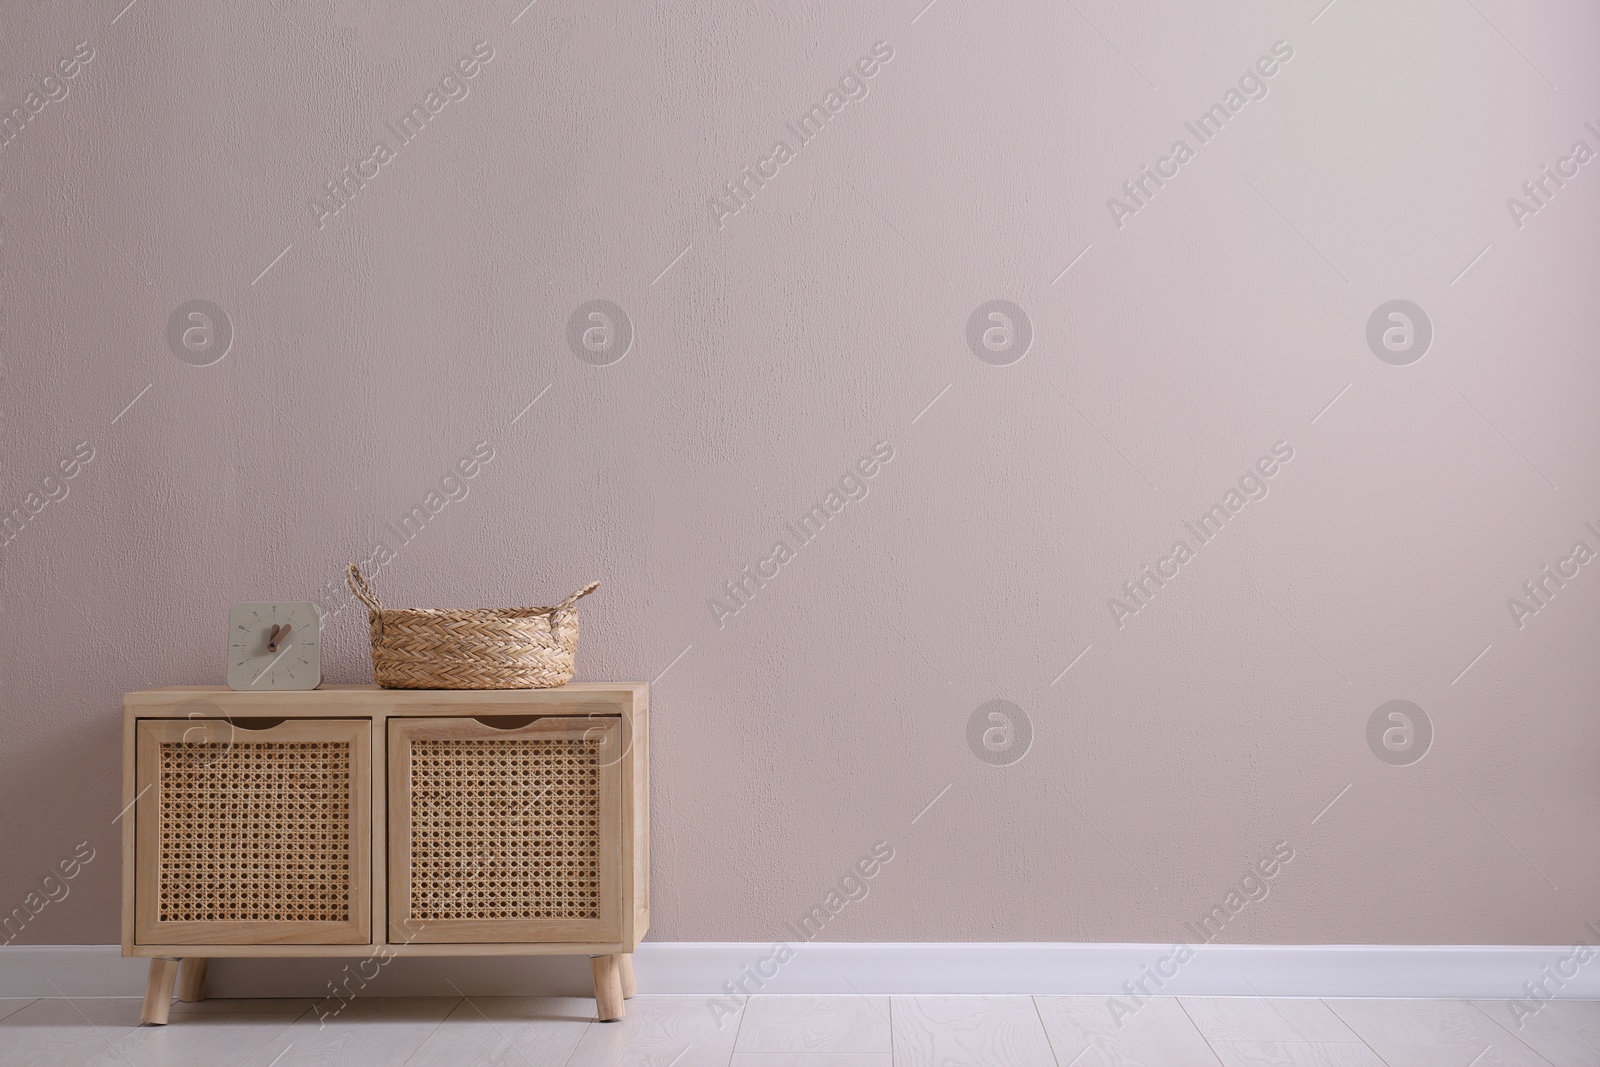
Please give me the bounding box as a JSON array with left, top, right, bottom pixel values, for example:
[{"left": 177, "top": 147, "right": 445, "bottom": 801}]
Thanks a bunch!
[
  {"left": 389, "top": 717, "right": 623, "bottom": 944},
  {"left": 134, "top": 718, "right": 372, "bottom": 946}
]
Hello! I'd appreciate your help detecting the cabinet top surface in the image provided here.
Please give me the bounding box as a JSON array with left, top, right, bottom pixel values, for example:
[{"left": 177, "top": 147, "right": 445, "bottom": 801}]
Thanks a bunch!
[
  {"left": 131, "top": 683, "right": 644, "bottom": 695},
  {"left": 125, "top": 682, "right": 647, "bottom": 708}
]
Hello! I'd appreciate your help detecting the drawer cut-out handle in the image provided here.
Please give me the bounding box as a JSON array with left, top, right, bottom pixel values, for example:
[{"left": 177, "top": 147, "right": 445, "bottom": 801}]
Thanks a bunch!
[
  {"left": 473, "top": 715, "right": 540, "bottom": 730},
  {"left": 230, "top": 717, "right": 288, "bottom": 731}
]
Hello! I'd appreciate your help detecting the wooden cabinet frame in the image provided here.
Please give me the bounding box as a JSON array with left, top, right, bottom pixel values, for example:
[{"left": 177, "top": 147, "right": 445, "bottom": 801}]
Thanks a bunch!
[
  {"left": 133, "top": 717, "right": 371, "bottom": 947},
  {"left": 121, "top": 683, "right": 648, "bottom": 1026},
  {"left": 387, "top": 716, "right": 624, "bottom": 945}
]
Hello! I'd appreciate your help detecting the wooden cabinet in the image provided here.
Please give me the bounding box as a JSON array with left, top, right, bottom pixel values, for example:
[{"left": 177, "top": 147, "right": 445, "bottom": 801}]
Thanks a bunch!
[{"left": 122, "top": 684, "right": 648, "bottom": 1025}]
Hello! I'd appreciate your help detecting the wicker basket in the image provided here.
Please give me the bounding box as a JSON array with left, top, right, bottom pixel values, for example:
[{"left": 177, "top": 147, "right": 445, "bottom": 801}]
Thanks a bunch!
[{"left": 346, "top": 564, "right": 599, "bottom": 690}]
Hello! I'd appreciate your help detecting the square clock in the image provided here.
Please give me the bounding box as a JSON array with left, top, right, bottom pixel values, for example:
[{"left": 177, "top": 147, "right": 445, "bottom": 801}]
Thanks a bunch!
[{"left": 227, "top": 602, "right": 322, "bottom": 691}]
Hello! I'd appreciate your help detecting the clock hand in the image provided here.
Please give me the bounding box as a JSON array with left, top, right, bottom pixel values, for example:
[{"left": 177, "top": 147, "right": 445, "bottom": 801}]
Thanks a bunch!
[{"left": 268, "top": 623, "right": 292, "bottom": 653}]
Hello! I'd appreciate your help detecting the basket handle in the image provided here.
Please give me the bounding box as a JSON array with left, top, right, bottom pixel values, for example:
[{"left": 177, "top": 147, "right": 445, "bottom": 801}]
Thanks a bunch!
[
  {"left": 346, "top": 563, "right": 384, "bottom": 613},
  {"left": 555, "top": 581, "right": 600, "bottom": 613}
]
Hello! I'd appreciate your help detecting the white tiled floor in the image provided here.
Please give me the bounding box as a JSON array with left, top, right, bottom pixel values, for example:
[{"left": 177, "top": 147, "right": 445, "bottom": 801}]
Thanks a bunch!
[{"left": 0, "top": 994, "right": 1594, "bottom": 1066}]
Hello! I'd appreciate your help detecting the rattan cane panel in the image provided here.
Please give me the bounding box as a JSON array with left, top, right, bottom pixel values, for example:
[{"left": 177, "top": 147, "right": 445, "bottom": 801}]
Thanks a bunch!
[
  {"left": 156, "top": 741, "right": 352, "bottom": 923},
  {"left": 409, "top": 738, "right": 602, "bottom": 921}
]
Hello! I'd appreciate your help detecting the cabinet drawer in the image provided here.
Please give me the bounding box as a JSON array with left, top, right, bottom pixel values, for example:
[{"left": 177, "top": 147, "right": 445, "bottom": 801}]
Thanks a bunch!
[
  {"left": 134, "top": 718, "right": 371, "bottom": 946},
  {"left": 388, "top": 716, "right": 624, "bottom": 944}
]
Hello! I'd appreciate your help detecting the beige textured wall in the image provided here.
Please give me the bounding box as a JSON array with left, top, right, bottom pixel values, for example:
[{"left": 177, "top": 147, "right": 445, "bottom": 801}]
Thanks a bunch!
[{"left": 3, "top": 0, "right": 1598, "bottom": 948}]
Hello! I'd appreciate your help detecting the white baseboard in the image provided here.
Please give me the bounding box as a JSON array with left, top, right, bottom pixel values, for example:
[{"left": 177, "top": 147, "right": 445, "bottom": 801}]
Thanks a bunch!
[{"left": 2, "top": 943, "right": 1597, "bottom": 1001}]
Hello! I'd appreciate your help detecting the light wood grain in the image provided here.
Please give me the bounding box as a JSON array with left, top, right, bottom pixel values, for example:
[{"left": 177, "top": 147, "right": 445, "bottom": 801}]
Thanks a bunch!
[
  {"left": 1472, "top": 999, "right": 1600, "bottom": 1067},
  {"left": 593, "top": 954, "right": 626, "bottom": 1021},
  {"left": 1035, "top": 994, "right": 1221, "bottom": 1067},
  {"left": 120, "top": 700, "right": 138, "bottom": 956},
  {"left": 177, "top": 956, "right": 209, "bottom": 1002},
  {"left": 126, "top": 683, "right": 647, "bottom": 716},
  {"left": 1209, "top": 1040, "right": 1389, "bottom": 1067},
  {"left": 371, "top": 685, "right": 390, "bottom": 965},
  {"left": 1326, "top": 998, "right": 1550, "bottom": 1066},
  {"left": 388, "top": 716, "right": 625, "bottom": 945},
  {"left": 630, "top": 691, "right": 650, "bottom": 948},
  {"left": 892, "top": 996, "right": 1059, "bottom": 1067},
  {"left": 565, "top": 994, "right": 745, "bottom": 1066},
  {"left": 141, "top": 958, "right": 180, "bottom": 1025},
  {"left": 129, "top": 939, "right": 640, "bottom": 958},
  {"left": 737, "top": 994, "right": 892, "bottom": 1054},
  {"left": 1180, "top": 998, "right": 1361, "bottom": 1043},
  {"left": 619, "top": 952, "right": 638, "bottom": 999},
  {"left": 406, "top": 995, "right": 594, "bottom": 1066},
  {"left": 237, "top": 995, "right": 460, "bottom": 1066},
  {"left": 133, "top": 717, "right": 372, "bottom": 947}
]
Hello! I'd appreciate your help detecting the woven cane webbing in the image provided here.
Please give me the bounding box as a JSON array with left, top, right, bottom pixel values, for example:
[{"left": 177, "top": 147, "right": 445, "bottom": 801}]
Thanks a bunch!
[
  {"left": 156, "top": 741, "right": 353, "bottom": 922},
  {"left": 408, "top": 738, "right": 602, "bottom": 921}
]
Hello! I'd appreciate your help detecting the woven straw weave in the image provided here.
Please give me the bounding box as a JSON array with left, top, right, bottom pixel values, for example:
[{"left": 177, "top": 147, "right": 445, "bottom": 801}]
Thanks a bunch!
[{"left": 347, "top": 564, "right": 599, "bottom": 689}]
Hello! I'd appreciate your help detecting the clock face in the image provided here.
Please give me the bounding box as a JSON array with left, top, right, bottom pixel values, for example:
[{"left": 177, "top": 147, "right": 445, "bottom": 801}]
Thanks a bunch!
[{"left": 227, "top": 602, "right": 322, "bottom": 691}]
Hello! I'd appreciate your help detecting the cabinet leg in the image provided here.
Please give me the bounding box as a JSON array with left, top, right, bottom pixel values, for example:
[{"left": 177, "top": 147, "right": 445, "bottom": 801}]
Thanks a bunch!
[
  {"left": 141, "top": 959, "right": 181, "bottom": 1025},
  {"left": 590, "top": 954, "right": 625, "bottom": 1022},
  {"left": 618, "top": 953, "right": 636, "bottom": 999},
  {"left": 176, "top": 958, "right": 208, "bottom": 1003}
]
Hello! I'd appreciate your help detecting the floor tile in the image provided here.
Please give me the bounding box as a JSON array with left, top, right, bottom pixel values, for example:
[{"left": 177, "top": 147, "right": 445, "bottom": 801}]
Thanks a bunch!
[
  {"left": 236, "top": 995, "right": 460, "bottom": 1067},
  {"left": 730, "top": 1057, "right": 894, "bottom": 1067},
  {"left": 1180, "top": 998, "right": 1361, "bottom": 1042},
  {"left": 1472, "top": 999, "right": 1600, "bottom": 1067},
  {"left": 1210, "top": 1040, "right": 1389, "bottom": 1067},
  {"left": 564, "top": 994, "right": 744, "bottom": 1067},
  {"left": 891, "top": 996, "right": 1057, "bottom": 1067},
  {"left": 168, "top": 998, "right": 317, "bottom": 1017},
  {"left": 1326, "top": 998, "right": 1549, "bottom": 1067},
  {"left": 406, "top": 995, "right": 592, "bottom": 1066},
  {"left": 0, "top": 994, "right": 1560, "bottom": 1067},
  {"left": 736, "top": 995, "right": 891, "bottom": 1055},
  {"left": 0, "top": 998, "right": 145, "bottom": 1067},
  {"left": 1036, "top": 995, "right": 1221, "bottom": 1067},
  {"left": 91, "top": 1011, "right": 304, "bottom": 1067}
]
